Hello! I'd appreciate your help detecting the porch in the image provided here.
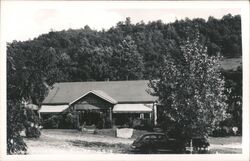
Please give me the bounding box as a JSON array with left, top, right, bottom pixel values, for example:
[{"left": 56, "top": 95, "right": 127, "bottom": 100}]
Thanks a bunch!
[{"left": 40, "top": 103, "right": 157, "bottom": 129}]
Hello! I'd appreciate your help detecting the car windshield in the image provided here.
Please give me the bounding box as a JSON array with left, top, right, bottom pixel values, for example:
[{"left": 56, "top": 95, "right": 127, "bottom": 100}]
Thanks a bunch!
[
  {"left": 134, "top": 134, "right": 165, "bottom": 142},
  {"left": 134, "top": 134, "right": 150, "bottom": 142},
  {"left": 158, "top": 134, "right": 165, "bottom": 140}
]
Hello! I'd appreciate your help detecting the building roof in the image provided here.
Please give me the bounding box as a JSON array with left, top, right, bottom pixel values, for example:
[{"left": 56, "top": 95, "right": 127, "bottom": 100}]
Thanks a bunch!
[
  {"left": 70, "top": 90, "right": 118, "bottom": 105},
  {"left": 42, "top": 80, "right": 157, "bottom": 105}
]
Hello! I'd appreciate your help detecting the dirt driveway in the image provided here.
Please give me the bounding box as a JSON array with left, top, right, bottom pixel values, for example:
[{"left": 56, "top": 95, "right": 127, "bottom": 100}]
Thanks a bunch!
[
  {"left": 24, "top": 129, "right": 134, "bottom": 154},
  {"left": 24, "top": 129, "right": 242, "bottom": 154}
]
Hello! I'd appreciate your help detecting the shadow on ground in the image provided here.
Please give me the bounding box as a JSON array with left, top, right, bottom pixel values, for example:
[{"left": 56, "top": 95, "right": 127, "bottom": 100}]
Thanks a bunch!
[{"left": 68, "top": 140, "right": 131, "bottom": 153}]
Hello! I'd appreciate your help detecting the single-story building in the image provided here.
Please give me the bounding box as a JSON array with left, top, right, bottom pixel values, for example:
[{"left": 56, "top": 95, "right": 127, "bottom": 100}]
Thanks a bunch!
[{"left": 40, "top": 80, "right": 158, "bottom": 128}]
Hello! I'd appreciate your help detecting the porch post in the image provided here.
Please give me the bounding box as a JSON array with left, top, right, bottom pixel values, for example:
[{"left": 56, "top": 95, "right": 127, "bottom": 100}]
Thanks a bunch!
[
  {"left": 153, "top": 103, "right": 157, "bottom": 125},
  {"left": 77, "top": 111, "right": 80, "bottom": 129},
  {"left": 109, "top": 107, "right": 113, "bottom": 127},
  {"left": 38, "top": 111, "right": 41, "bottom": 118}
]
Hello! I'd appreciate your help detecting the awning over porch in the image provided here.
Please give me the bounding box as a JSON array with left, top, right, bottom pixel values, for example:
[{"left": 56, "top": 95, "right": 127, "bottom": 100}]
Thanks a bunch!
[
  {"left": 113, "top": 104, "right": 152, "bottom": 113},
  {"left": 39, "top": 105, "right": 69, "bottom": 113}
]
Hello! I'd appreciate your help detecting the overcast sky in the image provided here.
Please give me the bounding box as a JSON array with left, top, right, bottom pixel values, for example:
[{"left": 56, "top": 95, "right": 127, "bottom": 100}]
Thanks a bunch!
[{"left": 2, "top": 1, "right": 241, "bottom": 42}]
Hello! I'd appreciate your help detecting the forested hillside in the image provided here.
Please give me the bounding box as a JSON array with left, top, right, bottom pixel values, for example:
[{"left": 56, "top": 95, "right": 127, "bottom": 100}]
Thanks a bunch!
[{"left": 7, "top": 14, "right": 242, "bottom": 132}]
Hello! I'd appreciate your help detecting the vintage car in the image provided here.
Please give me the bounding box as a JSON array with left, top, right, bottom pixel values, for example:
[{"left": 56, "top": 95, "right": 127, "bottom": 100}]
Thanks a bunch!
[{"left": 130, "top": 133, "right": 186, "bottom": 154}]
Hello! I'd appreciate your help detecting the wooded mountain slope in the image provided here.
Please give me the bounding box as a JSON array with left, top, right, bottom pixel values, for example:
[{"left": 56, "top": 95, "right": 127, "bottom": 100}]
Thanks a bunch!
[{"left": 7, "top": 14, "right": 241, "bottom": 103}]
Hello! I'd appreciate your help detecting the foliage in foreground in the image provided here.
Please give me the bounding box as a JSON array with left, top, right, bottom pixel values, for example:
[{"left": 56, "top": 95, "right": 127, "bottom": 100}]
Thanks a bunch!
[
  {"left": 7, "top": 101, "right": 42, "bottom": 154},
  {"left": 7, "top": 53, "right": 41, "bottom": 154},
  {"left": 149, "top": 34, "right": 228, "bottom": 139},
  {"left": 7, "top": 101, "right": 27, "bottom": 154},
  {"left": 24, "top": 108, "right": 41, "bottom": 138}
]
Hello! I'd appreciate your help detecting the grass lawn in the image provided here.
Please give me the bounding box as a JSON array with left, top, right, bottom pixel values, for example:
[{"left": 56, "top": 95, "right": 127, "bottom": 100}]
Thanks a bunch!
[
  {"left": 24, "top": 129, "right": 242, "bottom": 154},
  {"left": 24, "top": 129, "right": 134, "bottom": 154},
  {"left": 208, "top": 136, "right": 242, "bottom": 154},
  {"left": 220, "top": 57, "right": 242, "bottom": 71},
  {"left": 209, "top": 136, "right": 242, "bottom": 145}
]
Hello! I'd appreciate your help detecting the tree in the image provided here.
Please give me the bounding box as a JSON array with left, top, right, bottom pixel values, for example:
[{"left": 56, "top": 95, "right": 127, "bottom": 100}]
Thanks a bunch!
[
  {"left": 111, "top": 36, "right": 144, "bottom": 80},
  {"left": 221, "top": 67, "right": 242, "bottom": 134},
  {"left": 7, "top": 101, "right": 27, "bottom": 154},
  {"left": 149, "top": 34, "right": 228, "bottom": 139},
  {"left": 7, "top": 43, "right": 42, "bottom": 154}
]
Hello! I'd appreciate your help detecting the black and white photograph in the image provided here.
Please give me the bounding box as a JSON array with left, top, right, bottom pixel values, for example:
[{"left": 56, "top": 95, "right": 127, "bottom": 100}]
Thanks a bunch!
[{"left": 0, "top": 1, "right": 249, "bottom": 161}]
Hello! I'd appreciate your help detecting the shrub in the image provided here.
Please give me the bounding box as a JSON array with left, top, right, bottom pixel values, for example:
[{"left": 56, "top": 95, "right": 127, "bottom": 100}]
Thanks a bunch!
[
  {"left": 132, "top": 119, "right": 142, "bottom": 128},
  {"left": 24, "top": 109, "right": 41, "bottom": 138},
  {"left": 134, "top": 119, "right": 153, "bottom": 131},
  {"left": 42, "top": 113, "right": 79, "bottom": 129},
  {"left": 43, "top": 115, "right": 62, "bottom": 129},
  {"left": 25, "top": 126, "right": 41, "bottom": 138},
  {"left": 59, "top": 113, "right": 77, "bottom": 129},
  {"left": 96, "top": 120, "right": 104, "bottom": 129},
  {"left": 7, "top": 101, "right": 27, "bottom": 154},
  {"left": 104, "top": 119, "right": 112, "bottom": 128},
  {"left": 211, "top": 126, "right": 235, "bottom": 137}
]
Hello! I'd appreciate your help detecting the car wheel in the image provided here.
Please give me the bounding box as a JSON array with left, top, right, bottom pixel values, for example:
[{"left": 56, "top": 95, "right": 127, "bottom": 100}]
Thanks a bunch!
[
  {"left": 176, "top": 147, "right": 185, "bottom": 154},
  {"left": 147, "top": 148, "right": 157, "bottom": 154}
]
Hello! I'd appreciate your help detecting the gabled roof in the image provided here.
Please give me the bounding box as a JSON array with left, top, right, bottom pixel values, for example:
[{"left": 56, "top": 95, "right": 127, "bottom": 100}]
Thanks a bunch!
[
  {"left": 42, "top": 80, "right": 157, "bottom": 105},
  {"left": 70, "top": 90, "right": 118, "bottom": 105}
]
